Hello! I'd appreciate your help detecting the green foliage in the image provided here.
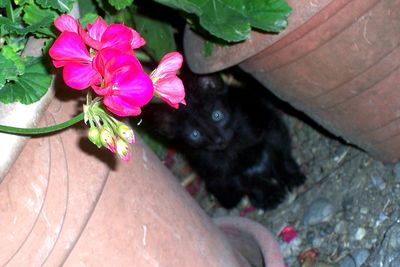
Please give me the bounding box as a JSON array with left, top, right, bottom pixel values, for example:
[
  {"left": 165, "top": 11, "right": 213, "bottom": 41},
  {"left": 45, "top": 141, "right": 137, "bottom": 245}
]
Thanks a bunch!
[
  {"left": 153, "top": 0, "right": 291, "bottom": 42},
  {"left": 133, "top": 12, "right": 176, "bottom": 61},
  {"left": 0, "top": 53, "right": 18, "bottom": 89},
  {"left": 0, "top": 0, "right": 77, "bottom": 105},
  {"left": 79, "top": 13, "right": 99, "bottom": 28},
  {"left": 36, "top": 0, "right": 76, "bottom": 13},
  {"left": 0, "top": 0, "right": 292, "bottom": 105},
  {"left": 1, "top": 45, "right": 25, "bottom": 76},
  {"left": 108, "top": 0, "right": 133, "bottom": 10},
  {"left": 22, "top": 2, "right": 58, "bottom": 37},
  {"left": 0, "top": 57, "right": 51, "bottom": 104},
  {"left": 101, "top": 4, "right": 176, "bottom": 62}
]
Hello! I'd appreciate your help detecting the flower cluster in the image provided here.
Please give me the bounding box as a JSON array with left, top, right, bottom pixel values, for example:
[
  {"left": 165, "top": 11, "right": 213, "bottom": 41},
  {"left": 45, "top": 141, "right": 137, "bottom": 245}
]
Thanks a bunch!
[
  {"left": 49, "top": 15, "right": 185, "bottom": 115},
  {"left": 49, "top": 15, "right": 186, "bottom": 160},
  {"left": 84, "top": 96, "right": 134, "bottom": 161}
]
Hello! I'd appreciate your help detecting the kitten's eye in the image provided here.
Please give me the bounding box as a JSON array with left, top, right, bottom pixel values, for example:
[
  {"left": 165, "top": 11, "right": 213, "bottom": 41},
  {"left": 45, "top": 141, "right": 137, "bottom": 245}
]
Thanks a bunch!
[
  {"left": 211, "top": 110, "right": 224, "bottom": 122},
  {"left": 189, "top": 129, "right": 201, "bottom": 141}
]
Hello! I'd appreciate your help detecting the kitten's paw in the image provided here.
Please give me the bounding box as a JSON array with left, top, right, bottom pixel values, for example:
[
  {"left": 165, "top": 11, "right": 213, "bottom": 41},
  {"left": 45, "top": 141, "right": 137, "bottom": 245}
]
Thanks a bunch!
[
  {"left": 289, "top": 172, "right": 306, "bottom": 188},
  {"left": 248, "top": 188, "right": 287, "bottom": 210}
]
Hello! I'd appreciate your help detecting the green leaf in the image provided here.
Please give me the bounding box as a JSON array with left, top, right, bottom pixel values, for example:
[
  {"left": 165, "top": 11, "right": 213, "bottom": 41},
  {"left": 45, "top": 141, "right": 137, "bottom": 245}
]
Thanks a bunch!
[
  {"left": 108, "top": 0, "right": 133, "bottom": 10},
  {"left": 0, "top": 57, "right": 52, "bottom": 104},
  {"left": 1, "top": 45, "right": 25, "bottom": 75},
  {"left": 79, "top": 13, "right": 99, "bottom": 28},
  {"left": 77, "top": 0, "right": 98, "bottom": 16},
  {"left": 23, "top": 2, "right": 58, "bottom": 37},
  {"left": 153, "top": 0, "right": 206, "bottom": 15},
  {"left": 0, "top": 53, "right": 18, "bottom": 89},
  {"left": 153, "top": 0, "right": 291, "bottom": 42},
  {"left": 244, "top": 0, "right": 292, "bottom": 32},
  {"left": 0, "top": 15, "right": 53, "bottom": 37},
  {"left": 0, "top": 0, "right": 6, "bottom": 8},
  {"left": 199, "top": 0, "right": 249, "bottom": 42},
  {"left": 133, "top": 13, "right": 177, "bottom": 61},
  {"left": 35, "top": 0, "right": 77, "bottom": 13}
]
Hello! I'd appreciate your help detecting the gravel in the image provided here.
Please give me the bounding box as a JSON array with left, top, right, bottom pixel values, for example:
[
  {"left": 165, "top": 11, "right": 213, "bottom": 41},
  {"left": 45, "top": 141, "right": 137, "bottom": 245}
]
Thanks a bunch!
[
  {"left": 154, "top": 100, "right": 400, "bottom": 266},
  {"left": 192, "top": 111, "right": 400, "bottom": 266}
]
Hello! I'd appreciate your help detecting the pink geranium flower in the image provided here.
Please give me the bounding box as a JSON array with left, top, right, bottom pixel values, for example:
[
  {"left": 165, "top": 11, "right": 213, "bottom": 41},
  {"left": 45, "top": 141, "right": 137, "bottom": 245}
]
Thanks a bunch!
[
  {"left": 54, "top": 15, "right": 145, "bottom": 52},
  {"left": 82, "top": 17, "right": 146, "bottom": 51},
  {"left": 93, "top": 48, "right": 153, "bottom": 116},
  {"left": 54, "top": 14, "right": 82, "bottom": 33},
  {"left": 50, "top": 15, "right": 146, "bottom": 90},
  {"left": 150, "top": 52, "right": 186, "bottom": 108},
  {"left": 49, "top": 32, "right": 101, "bottom": 89}
]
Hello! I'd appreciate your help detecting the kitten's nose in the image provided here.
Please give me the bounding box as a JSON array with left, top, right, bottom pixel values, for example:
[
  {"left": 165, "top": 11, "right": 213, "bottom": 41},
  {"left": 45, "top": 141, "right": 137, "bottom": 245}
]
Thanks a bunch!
[
  {"left": 215, "top": 137, "right": 227, "bottom": 149},
  {"left": 215, "top": 137, "right": 223, "bottom": 145}
]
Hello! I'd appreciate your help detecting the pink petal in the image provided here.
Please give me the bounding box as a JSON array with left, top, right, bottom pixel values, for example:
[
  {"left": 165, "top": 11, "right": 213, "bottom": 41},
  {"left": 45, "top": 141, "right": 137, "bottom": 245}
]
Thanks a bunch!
[
  {"left": 103, "top": 71, "right": 153, "bottom": 117},
  {"left": 154, "top": 74, "right": 186, "bottom": 108},
  {"left": 101, "top": 24, "right": 136, "bottom": 52},
  {"left": 96, "top": 48, "right": 141, "bottom": 79},
  {"left": 63, "top": 62, "right": 101, "bottom": 90},
  {"left": 151, "top": 52, "right": 183, "bottom": 79},
  {"left": 81, "top": 17, "right": 108, "bottom": 50},
  {"left": 49, "top": 32, "right": 91, "bottom": 66},
  {"left": 113, "top": 71, "right": 154, "bottom": 106},
  {"left": 92, "top": 84, "right": 112, "bottom": 96},
  {"left": 87, "top": 17, "right": 108, "bottom": 42},
  {"left": 54, "top": 14, "right": 80, "bottom": 33},
  {"left": 130, "top": 29, "right": 146, "bottom": 49},
  {"left": 103, "top": 98, "right": 143, "bottom": 117}
]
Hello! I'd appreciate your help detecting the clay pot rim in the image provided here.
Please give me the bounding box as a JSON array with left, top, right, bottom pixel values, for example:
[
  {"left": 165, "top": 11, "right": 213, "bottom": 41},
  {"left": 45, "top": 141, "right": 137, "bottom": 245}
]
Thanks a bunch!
[
  {"left": 213, "top": 216, "right": 285, "bottom": 267},
  {"left": 183, "top": 26, "right": 279, "bottom": 74},
  {"left": 183, "top": 0, "right": 344, "bottom": 74}
]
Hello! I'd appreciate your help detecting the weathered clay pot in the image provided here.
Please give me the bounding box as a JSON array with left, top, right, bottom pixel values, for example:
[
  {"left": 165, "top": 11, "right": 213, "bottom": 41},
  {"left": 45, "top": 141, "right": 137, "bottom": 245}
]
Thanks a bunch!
[
  {"left": 0, "top": 87, "right": 284, "bottom": 266},
  {"left": 0, "top": 37, "right": 55, "bottom": 181},
  {"left": 184, "top": 0, "right": 400, "bottom": 162},
  {"left": 1, "top": 5, "right": 286, "bottom": 265}
]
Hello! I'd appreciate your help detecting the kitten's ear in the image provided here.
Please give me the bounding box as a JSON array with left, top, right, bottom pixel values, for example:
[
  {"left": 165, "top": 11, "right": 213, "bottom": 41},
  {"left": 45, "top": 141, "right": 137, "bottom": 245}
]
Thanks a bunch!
[
  {"left": 139, "top": 104, "right": 178, "bottom": 139},
  {"left": 196, "top": 74, "right": 227, "bottom": 96}
]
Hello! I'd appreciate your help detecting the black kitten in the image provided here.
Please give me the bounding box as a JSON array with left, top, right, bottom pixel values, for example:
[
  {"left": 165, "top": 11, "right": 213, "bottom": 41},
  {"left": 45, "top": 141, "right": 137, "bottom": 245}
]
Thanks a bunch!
[{"left": 140, "top": 73, "right": 305, "bottom": 210}]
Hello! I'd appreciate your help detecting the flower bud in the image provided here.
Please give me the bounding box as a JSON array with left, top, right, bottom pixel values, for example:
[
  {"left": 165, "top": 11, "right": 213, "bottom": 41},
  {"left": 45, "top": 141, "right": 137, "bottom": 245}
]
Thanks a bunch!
[
  {"left": 116, "top": 138, "right": 131, "bottom": 161},
  {"left": 88, "top": 126, "right": 102, "bottom": 148},
  {"left": 100, "top": 128, "right": 117, "bottom": 153},
  {"left": 117, "top": 123, "right": 135, "bottom": 144}
]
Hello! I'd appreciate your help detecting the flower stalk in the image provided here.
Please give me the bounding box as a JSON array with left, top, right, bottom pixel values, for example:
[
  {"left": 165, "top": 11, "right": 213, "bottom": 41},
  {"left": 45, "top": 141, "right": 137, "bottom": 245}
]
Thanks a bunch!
[{"left": 0, "top": 112, "right": 84, "bottom": 135}]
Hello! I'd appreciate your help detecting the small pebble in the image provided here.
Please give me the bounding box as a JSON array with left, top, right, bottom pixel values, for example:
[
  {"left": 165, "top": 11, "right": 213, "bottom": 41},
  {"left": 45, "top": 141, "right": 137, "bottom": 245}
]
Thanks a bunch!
[
  {"left": 351, "top": 248, "right": 369, "bottom": 267},
  {"left": 370, "top": 175, "right": 386, "bottom": 190},
  {"left": 393, "top": 163, "right": 400, "bottom": 182},
  {"left": 319, "top": 223, "right": 334, "bottom": 237},
  {"left": 360, "top": 207, "right": 369, "bottom": 215},
  {"left": 335, "top": 221, "right": 347, "bottom": 234},
  {"left": 339, "top": 256, "right": 356, "bottom": 267},
  {"left": 342, "top": 196, "right": 354, "bottom": 211},
  {"left": 303, "top": 198, "right": 335, "bottom": 226},
  {"left": 354, "top": 227, "right": 366, "bottom": 241},
  {"left": 369, "top": 223, "right": 400, "bottom": 266}
]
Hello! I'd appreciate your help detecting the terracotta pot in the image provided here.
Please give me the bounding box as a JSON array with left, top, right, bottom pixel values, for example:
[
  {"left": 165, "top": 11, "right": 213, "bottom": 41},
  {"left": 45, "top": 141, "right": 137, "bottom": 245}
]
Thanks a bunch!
[
  {"left": 184, "top": 0, "right": 400, "bottom": 162},
  {"left": 0, "top": 87, "right": 285, "bottom": 266},
  {"left": 1, "top": 5, "right": 286, "bottom": 265},
  {"left": 213, "top": 217, "right": 285, "bottom": 267},
  {"left": 0, "top": 37, "right": 55, "bottom": 181},
  {"left": 0, "top": 4, "right": 81, "bottom": 181}
]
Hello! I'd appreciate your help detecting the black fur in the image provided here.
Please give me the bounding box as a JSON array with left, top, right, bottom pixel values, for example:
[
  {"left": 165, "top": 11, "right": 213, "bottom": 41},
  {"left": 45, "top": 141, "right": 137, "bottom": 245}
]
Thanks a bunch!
[{"left": 140, "top": 73, "right": 305, "bottom": 209}]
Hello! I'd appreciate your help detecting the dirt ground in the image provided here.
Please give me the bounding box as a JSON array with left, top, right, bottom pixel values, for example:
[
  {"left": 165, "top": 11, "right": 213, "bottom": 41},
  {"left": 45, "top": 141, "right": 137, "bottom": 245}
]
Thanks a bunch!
[
  {"left": 158, "top": 107, "right": 400, "bottom": 266},
  {"left": 189, "top": 111, "right": 400, "bottom": 267},
  {"left": 139, "top": 76, "right": 400, "bottom": 266}
]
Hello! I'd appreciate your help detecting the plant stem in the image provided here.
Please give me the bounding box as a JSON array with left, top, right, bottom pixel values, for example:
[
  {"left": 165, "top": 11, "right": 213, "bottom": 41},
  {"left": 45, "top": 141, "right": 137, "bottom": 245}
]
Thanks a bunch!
[
  {"left": 5, "top": 0, "right": 14, "bottom": 23},
  {"left": 0, "top": 112, "right": 84, "bottom": 135}
]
